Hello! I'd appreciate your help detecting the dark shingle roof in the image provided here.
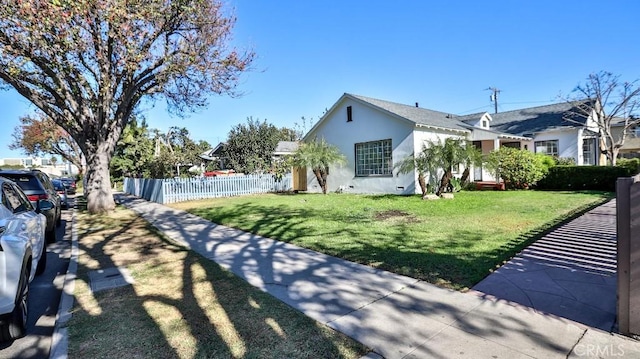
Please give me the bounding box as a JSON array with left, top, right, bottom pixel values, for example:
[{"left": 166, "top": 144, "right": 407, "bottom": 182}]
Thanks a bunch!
[
  {"left": 343, "top": 93, "right": 593, "bottom": 137},
  {"left": 274, "top": 141, "right": 300, "bottom": 154},
  {"left": 489, "top": 101, "right": 592, "bottom": 136},
  {"left": 349, "top": 94, "right": 470, "bottom": 132}
]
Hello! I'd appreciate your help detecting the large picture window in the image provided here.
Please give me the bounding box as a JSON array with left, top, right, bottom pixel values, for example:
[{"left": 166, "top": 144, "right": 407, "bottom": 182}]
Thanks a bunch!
[
  {"left": 534, "top": 140, "right": 558, "bottom": 157},
  {"left": 355, "top": 139, "right": 392, "bottom": 176}
]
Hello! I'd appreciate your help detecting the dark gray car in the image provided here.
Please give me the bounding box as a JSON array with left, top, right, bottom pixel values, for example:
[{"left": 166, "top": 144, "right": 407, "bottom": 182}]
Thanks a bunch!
[{"left": 0, "top": 170, "right": 62, "bottom": 243}]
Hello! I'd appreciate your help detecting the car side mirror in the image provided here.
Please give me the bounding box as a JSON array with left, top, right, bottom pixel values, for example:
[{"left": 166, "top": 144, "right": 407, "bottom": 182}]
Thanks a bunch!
[{"left": 37, "top": 199, "right": 54, "bottom": 213}]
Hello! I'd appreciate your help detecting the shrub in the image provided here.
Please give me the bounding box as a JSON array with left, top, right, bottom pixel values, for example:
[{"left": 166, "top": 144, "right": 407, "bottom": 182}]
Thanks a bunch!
[
  {"left": 556, "top": 157, "right": 576, "bottom": 165},
  {"left": 617, "top": 158, "right": 640, "bottom": 175},
  {"left": 485, "top": 147, "right": 546, "bottom": 189},
  {"left": 535, "top": 165, "right": 632, "bottom": 191}
]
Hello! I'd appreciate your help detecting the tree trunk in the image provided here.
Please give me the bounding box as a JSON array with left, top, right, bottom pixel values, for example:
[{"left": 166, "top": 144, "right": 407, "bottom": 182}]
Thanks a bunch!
[
  {"left": 418, "top": 173, "right": 427, "bottom": 197},
  {"left": 460, "top": 168, "right": 470, "bottom": 186},
  {"left": 312, "top": 168, "right": 327, "bottom": 194},
  {"left": 437, "top": 170, "right": 453, "bottom": 196},
  {"left": 85, "top": 148, "right": 116, "bottom": 214},
  {"left": 611, "top": 148, "right": 619, "bottom": 166}
]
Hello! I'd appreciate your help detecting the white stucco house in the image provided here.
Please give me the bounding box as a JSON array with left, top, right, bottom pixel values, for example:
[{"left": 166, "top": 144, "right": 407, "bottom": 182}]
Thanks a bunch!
[{"left": 302, "top": 93, "right": 600, "bottom": 194}]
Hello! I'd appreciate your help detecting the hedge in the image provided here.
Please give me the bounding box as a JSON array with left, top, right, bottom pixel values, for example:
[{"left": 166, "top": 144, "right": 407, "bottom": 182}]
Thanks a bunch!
[{"left": 535, "top": 165, "right": 633, "bottom": 192}]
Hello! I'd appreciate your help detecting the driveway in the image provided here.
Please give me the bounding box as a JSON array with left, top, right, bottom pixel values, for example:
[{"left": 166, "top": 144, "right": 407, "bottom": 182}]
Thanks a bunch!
[{"left": 471, "top": 200, "right": 617, "bottom": 331}]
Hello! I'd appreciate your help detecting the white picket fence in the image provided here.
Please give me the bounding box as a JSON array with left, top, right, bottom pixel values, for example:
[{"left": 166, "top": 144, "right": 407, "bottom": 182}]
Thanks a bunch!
[{"left": 123, "top": 174, "right": 293, "bottom": 204}]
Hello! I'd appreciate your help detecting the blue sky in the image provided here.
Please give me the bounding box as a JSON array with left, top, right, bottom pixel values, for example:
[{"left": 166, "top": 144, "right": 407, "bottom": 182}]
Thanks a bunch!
[{"left": 1, "top": 0, "right": 639, "bottom": 158}]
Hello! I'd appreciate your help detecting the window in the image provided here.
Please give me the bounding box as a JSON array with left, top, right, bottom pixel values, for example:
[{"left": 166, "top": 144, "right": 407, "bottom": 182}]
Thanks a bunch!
[
  {"left": 482, "top": 120, "right": 488, "bottom": 128},
  {"left": 534, "top": 140, "right": 558, "bottom": 157},
  {"left": 501, "top": 142, "right": 520, "bottom": 149},
  {"left": 355, "top": 139, "right": 392, "bottom": 176},
  {"left": 347, "top": 106, "right": 353, "bottom": 122},
  {"left": 2, "top": 183, "right": 30, "bottom": 213},
  {"left": 583, "top": 138, "right": 596, "bottom": 165}
]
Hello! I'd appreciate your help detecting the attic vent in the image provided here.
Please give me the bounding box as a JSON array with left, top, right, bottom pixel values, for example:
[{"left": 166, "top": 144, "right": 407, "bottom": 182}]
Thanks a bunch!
[{"left": 347, "top": 106, "right": 353, "bottom": 122}]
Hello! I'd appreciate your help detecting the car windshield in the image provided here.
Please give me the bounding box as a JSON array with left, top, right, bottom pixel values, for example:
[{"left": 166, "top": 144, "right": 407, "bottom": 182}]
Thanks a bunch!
[{"left": 1, "top": 174, "right": 41, "bottom": 191}]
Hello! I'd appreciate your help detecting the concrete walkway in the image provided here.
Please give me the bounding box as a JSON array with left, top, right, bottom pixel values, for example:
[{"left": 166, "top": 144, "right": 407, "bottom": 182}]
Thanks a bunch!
[
  {"left": 116, "top": 194, "right": 640, "bottom": 359},
  {"left": 472, "top": 200, "right": 617, "bottom": 332}
]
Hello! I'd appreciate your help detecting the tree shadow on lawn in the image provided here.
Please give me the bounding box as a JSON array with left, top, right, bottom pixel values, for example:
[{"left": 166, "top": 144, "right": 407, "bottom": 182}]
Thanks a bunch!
[
  {"left": 131, "top": 196, "right": 586, "bottom": 358},
  {"left": 185, "top": 194, "right": 612, "bottom": 291},
  {"left": 70, "top": 209, "right": 364, "bottom": 358}
]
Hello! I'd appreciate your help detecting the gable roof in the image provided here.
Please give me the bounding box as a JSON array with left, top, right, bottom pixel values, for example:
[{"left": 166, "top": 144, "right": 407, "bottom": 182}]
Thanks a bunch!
[
  {"left": 348, "top": 94, "right": 471, "bottom": 132},
  {"left": 489, "top": 100, "right": 592, "bottom": 136},
  {"left": 306, "top": 93, "right": 594, "bottom": 140}
]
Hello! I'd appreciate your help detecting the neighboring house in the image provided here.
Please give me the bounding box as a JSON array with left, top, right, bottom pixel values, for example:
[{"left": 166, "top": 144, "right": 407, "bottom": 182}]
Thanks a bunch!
[
  {"left": 302, "top": 93, "right": 601, "bottom": 194},
  {"left": 0, "top": 157, "right": 79, "bottom": 177},
  {"left": 199, "top": 142, "right": 228, "bottom": 169},
  {"left": 273, "top": 141, "right": 300, "bottom": 159},
  {"left": 611, "top": 120, "right": 640, "bottom": 159}
]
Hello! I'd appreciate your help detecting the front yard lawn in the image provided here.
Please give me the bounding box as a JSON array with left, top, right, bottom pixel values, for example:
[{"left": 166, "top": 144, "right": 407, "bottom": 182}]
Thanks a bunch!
[{"left": 169, "top": 191, "right": 612, "bottom": 290}]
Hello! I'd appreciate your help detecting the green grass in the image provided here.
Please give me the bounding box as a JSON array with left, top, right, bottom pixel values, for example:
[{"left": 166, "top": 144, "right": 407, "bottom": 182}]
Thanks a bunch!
[{"left": 170, "top": 190, "right": 612, "bottom": 290}]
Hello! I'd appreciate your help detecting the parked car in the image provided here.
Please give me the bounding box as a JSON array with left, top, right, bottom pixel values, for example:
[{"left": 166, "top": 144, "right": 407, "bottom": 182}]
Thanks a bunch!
[
  {"left": 0, "top": 176, "right": 49, "bottom": 342},
  {"left": 59, "top": 177, "right": 76, "bottom": 195},
  {"left": 0, "top": 170, "right": 62, "bottom": 243},
  {"left": 52, "top": 179, "right": 69, "bottom": 209}
]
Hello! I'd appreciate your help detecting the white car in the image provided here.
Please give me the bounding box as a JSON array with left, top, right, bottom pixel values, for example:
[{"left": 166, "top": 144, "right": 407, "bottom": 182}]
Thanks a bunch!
[{"left": 0, "top": 176, "right": 50, "bottom": 342}]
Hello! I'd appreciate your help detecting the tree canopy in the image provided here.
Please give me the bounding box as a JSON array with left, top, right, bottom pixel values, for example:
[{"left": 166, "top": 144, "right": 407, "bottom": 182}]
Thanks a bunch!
[
  {"left": 10, "top": 111, "right": 85, "bottom": 176},
  {"left": 224, "top": 117, "right": 295, "bottom": 174},
  {"left": 0, "top": 0, "right": 253, "bottom": 213}
]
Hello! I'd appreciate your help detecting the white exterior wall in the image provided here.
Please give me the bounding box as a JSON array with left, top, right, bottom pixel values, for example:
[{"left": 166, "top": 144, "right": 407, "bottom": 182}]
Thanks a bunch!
[
  {"left": 532, "top": 129, "right": 580, "bottom": 163},
  {"left": 413, "top": 128, "right": 467, "bottom": 192},
  {"left": 305, "top": 98, "right": 417, "bottom": 194}
]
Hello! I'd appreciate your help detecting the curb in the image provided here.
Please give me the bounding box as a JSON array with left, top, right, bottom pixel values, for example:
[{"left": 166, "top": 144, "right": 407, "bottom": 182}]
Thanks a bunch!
[{"left": 49, "top": 208, "right": 78, "bottom": 359}]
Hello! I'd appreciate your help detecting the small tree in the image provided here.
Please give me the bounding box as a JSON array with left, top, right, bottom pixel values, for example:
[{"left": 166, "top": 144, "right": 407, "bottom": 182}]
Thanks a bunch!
[
  {"left": 292, "top": 138, "right": 345, "bottom": 194},
  {"left": 436, "top": 138, "right": 475, "bottom": 196},
  {"left": 396, "top": 143, "right": 440, "bottom": 197},
  {"left": 485, "top": 147, "right": 546, "bottom": 189},
  {"left": 10, "top": 112, "right": 85, "bottom": 177}
]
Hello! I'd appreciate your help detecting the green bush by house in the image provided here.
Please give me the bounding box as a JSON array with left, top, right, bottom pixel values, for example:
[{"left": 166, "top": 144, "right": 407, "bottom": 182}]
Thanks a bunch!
[{"left": 535, "top": 165, "right": 632, "bottom": 191}]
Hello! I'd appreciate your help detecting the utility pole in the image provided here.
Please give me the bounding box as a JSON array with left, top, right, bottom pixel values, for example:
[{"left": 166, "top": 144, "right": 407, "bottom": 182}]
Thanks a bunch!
[{"left": 487, "top": 87, "right": 500, "bottom": 114}]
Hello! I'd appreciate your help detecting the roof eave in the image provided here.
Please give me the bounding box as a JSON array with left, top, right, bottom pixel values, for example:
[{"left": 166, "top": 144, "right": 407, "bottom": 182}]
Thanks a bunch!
[{"left": 415, "top": 123, "right": 470, "bottom": 134}]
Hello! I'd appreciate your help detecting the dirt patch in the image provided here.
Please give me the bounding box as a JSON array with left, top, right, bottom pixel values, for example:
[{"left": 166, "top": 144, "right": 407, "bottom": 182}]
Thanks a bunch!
[{"left": 374, "top": 210, "right": 420, "bottom": 223}]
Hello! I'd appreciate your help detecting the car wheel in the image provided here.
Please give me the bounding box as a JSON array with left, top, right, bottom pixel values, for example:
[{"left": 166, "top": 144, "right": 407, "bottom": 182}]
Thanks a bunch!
[
  {"left": 36, "top": 245, "right": 47, "bottom": 276},
  {"left": 45, "top": 228, "right": 56, "bottom": 244},
  {"left": 0, "top": 270, "right": 28, "bottom": 342}
]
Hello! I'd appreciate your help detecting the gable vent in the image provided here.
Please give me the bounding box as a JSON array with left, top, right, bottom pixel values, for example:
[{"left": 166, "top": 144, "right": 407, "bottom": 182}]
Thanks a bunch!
[{"left": 347, "top": 106, "right": 353, "bottom": 122}]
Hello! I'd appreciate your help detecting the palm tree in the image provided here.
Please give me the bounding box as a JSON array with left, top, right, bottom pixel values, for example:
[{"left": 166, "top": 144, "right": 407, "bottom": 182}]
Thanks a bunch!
[
  {"left": 396, "top": 143, "right": 440, "bottom": 197},
  {"left": 292, "top": 138, "right": 346, "bottom": 194},
  {"left": 435, "top": 138, "right": 474, "bottom": 196},
  {"left": 459, "top": 143, "right": 483, "bottom": 186}
]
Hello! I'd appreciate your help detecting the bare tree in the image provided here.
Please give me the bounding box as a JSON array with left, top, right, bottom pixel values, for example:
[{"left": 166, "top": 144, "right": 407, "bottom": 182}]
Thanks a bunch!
[
  {"left": 0, "top": 1, "right": 253, "bottom": 213},
  {"left": 565, "top": 71, "right": 640, "bottom": 166}
]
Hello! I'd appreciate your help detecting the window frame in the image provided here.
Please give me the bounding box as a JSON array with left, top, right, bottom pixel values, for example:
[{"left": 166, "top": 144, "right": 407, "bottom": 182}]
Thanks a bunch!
[
  {"left": 354, "top": 139, "right": 393, "bottom": 177},
  {"left": 534, "top": 140, "right": 559, "bottom": 157}
]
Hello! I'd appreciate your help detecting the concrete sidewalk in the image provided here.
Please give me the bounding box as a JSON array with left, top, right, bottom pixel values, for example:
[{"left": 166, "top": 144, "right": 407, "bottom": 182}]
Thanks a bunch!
[{"left": 116, "top": 194, "right": 640, "bottom": 359}]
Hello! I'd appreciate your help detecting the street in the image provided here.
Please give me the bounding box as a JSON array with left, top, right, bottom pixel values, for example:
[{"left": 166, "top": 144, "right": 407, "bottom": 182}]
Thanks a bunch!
[{"left": 0, "top": 205, "right": 72, "bottom": 359}]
